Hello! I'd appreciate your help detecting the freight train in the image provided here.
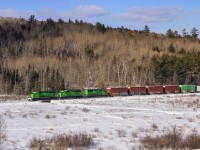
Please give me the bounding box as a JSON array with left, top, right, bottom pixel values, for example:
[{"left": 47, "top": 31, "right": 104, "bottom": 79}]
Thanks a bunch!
[{"left": 28, "top": 85, "right": 199, "bottom": 101}]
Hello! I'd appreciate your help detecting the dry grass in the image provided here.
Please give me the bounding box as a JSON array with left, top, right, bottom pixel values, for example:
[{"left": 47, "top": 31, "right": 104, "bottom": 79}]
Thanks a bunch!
[
  {"left": 28, "top": 137, "right": 42, "bottom": 148},
  {"left": 28, "top": 132, "right": 94, "bottom": 150},
  {"left": 140, "top": 126, "right": 200, "bottom": 150},
  {"left": 0, "top": 95, "right": 26, "bottom": 102},
  {"left": 117, "top": 129, "right": 127, "bottom": 138}
]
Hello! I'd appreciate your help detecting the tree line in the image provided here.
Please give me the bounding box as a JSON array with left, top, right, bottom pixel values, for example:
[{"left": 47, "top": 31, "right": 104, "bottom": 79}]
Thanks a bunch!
[{"left": 0, "top": 15, "right": 200, "bottom": 94}]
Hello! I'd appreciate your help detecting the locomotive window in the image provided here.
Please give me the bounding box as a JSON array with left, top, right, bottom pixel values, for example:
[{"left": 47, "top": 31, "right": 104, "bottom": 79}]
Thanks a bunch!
[{"left": 75, "top": 90, "right": 81, "bottom": 92}]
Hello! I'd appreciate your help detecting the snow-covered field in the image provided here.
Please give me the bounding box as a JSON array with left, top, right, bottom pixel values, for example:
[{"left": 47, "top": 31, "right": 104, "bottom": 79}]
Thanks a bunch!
[{"left": 1, "top": 93, "right": 200, "bottom": 150}]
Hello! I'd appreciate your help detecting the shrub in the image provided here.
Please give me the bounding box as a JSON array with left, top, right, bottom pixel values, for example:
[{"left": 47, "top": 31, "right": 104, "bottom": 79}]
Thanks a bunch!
[
  {"left": 182, "top": 129, "right": 200, "bottom": 149},
  {"left": 28, "top": 137, "right": 43, "bottom": 148},
  {"left": 28, "top": 132, "right": 94, "bottom": 149},
  {"left": 140, "top": 126, "right": 200, "bottom": 150},
  {"left": 140, "top": 126, "right": 182, "bottom": 149},
  {"left": 152, "top": 46, "right": 160, "bottom": 52},
  {"left": 151, "top": 123, "right": 158, "bottom": 130},
  {"left": 131, "top": 131, "right": 138, "bottom": 138},
  {"left": 117, "top": 129, "right": 127, "bottom": 137},
  {"left": 168, "top": 43, "right": 176, "bottom": 53},
  {"left": 45, "top": 115, "right": 56, "bottom": 119},
  {"left": 179, "top": 48, "right": 186, "bottom": 54},
  {"left": 94, "top": 128, "right": 100, "bottom": 132},
  {"left": 82, "top": 108, "right": 90, "bottom": 113}
]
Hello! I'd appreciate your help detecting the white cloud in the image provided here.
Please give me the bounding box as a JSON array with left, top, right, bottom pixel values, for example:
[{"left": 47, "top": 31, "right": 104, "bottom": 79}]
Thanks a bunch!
[
  {"left": 0, "top": 8, "right": 33, "bottom": 18},
  {"left": 74, "top": 5, "right": 110, "bottom": 17},
  {"left": 0, "top": 5, "right": 110, "bottom": 20},
  {"left": 193, "top": 9, "right": 200, "bottom": 15},
  {"left": 112, "top": 7, "right": 183, "bottom": 23},
  {"left": 0, "top": 6, "right": 183, "bottom": 25},
  {"left": 59, "top": 5, "right": 110, "bottom": 20}
]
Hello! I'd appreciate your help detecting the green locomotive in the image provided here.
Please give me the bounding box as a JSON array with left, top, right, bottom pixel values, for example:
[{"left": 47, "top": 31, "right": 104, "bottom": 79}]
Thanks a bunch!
[
  {"left": 28, "top": 91, "right": 57, "bottom": 101},
  {"left": 58, "top": 89, "right": 83, "bottom": 99},
  {"left": 84, "top": 89, "right": 107, "bottom": 97}
]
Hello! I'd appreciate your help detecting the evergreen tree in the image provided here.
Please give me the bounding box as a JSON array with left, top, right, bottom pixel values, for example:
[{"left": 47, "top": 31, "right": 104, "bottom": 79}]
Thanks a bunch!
[
  {"left": 143, "top": 25, "right": 150, "bottom": 33},
  {"left": 190, "top": 27, "right": 199, "bottom": 39},
  {"left": 28, "top": 15, "right": 37, "bottom": 25},
  {"left": 58, "top": 18, "right": 65, "bottom": 24},
  {"left": 182, "top": 28, "right": 188, "bottom": 37},
  {"left": 46, "top": 18, "right": 55, "bottom": 27},
  {"left": 96, "top": 22, "right": 106, "bottom": 33},
  {"left": 166, "top": 29, "right": 175, "bottom": 38},
  {"left": 27, "top": 15, "right": 37, "bottom": 31}
]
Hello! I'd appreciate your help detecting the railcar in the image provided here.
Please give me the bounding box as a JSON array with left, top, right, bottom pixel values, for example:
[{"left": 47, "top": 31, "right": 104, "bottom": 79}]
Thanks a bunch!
[
  {"left": 179, "top": 85, "right": 196, "bottom": 93},
  {"left": 58, "top": 89, "right": 83, "bottom": 99},
  {"left": 128, "top": 86, "right": 147, "bottom": 95},
  {"left": 28, "top": 91, "right": 57, "bottom": 101},
  {"left": 84, "top": 89, "right": 107, "bottom": 97},
  {"left": 146, "top": 86, "right": 164, "bottom": 94},
  {"left": 106, "top": 87, "right": 129, "bottom": 96},
  {"left": 164, "top": 85, "right": 180, "bottom": 94}
]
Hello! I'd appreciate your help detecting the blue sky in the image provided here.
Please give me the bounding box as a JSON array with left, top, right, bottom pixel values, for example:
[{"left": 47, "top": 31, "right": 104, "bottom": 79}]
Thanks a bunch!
[{"left": 0, "top": 0, "right": 200, "bottom": 34}]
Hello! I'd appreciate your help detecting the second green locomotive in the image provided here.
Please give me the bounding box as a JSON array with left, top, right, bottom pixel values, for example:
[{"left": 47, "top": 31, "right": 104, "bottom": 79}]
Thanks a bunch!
[{"left": 58, "top": 89, "right": 83, "bottom": 99}]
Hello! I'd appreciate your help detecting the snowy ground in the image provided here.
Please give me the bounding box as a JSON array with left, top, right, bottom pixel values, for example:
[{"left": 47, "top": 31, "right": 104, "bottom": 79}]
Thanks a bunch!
[{"left": 1, "top": 93, "right": 200, "bottom": 150}]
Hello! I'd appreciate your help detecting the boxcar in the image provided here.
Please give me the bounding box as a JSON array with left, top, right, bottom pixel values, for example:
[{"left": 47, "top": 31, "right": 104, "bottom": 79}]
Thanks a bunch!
[
  {"left": 58, "top": 89, "right": 83, "bottom": 99},
  {"left": 164, "top": 85, "right": 180, "bottom": 94},
  {"left": 128, "top": 86, "right": 147, "bottom": 95},
  {"left": 106, "top": 87, "right": 129, "bottom": 96},
  {"left": 196, "top": 86, "right": 200, "bottom": 93},
  {"left": 28, "top": 91, "right": 57, "bottom": 101},
  {"left": 180, "top": 85, "right": 196, "bottom": 93},
  {"left": 84, "top": 89, "right": 107, "bottom": 97},
  {"left": 146, "top": 86, "right": 164, "bottom": 94}
]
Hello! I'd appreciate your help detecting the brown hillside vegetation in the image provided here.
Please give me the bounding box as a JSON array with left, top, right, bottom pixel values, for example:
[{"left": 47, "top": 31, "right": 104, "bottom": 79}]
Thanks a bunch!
[{"left": 0, "top": 16, "right": 200, "bottom": 94}]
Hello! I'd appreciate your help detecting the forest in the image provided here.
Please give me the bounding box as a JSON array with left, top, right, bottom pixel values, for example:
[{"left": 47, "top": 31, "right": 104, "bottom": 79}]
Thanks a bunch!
[{"left": 0, "top": 15, "right": 200, "bottom": 94}]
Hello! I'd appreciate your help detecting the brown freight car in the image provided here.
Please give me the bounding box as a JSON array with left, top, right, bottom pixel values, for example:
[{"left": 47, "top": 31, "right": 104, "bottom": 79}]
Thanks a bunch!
[
  {"left": 164, "top": 85, "right": 180, "bottom": 94},
  {"left": 146, "top": 86, "right": 164, "bottom": 94},
  {"left": 128, "top": 87, "right": 147, "bottom": 95},
  {"left": 106, "top": 87, "right": 129, "bottom": 96}
]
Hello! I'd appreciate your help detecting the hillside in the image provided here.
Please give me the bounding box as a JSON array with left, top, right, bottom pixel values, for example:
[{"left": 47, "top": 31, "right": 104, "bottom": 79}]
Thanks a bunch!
[{"left": 0, "top": 16, "right": 200, "bottom": 94}]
